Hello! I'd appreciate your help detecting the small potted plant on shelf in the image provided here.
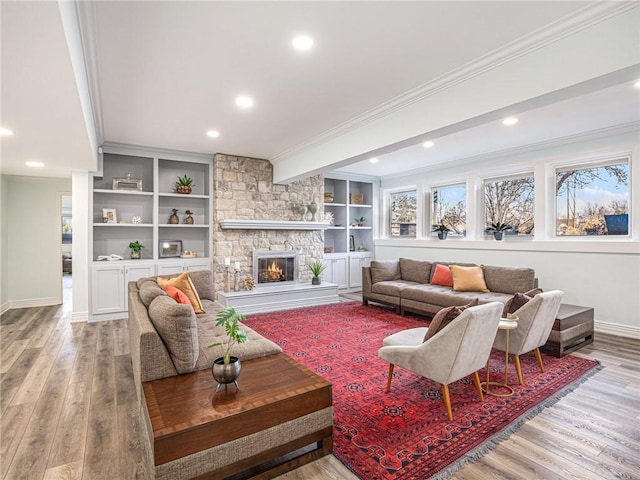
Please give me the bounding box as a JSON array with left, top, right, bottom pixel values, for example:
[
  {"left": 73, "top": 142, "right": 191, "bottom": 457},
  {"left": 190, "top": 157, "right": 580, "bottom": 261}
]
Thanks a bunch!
[
  {"left": 128, "top": 241, "right": 144, "bottom": 259},
  {"left": 487, "top": 222, "right": 512, "bottom": 241},
  {"left": 353, "top": 216, "right": 366, "bottom": 227},
  {"left": 207, "top": 307, "right": 248, "bottom": 391},
  {"left": 432, "top": 223, "right": 451, "bottom": 240},
  {"left": 309, "top": 260, "right": 326, "bottom": 285},
  {"left": 184, "top": 209, "right": 194, "bottom": 224},
  {"left": 175, "top": 175, "right": 194, "bottom": 194}
]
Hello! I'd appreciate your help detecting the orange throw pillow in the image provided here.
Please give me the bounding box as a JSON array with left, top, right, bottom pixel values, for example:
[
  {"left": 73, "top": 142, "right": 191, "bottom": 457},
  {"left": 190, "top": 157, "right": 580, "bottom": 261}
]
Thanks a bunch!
[
  {"left": 431, "top": 264, "right": 453, "bottom": 287},
  {"left": 158, "top": 272, "right": 205, "bottom": 314},
  {"left": 165, "top": 285, "right": 193, "bottom": 307},
  {"left": 450, "top": 265, "right": 489, "bottom": 293}
]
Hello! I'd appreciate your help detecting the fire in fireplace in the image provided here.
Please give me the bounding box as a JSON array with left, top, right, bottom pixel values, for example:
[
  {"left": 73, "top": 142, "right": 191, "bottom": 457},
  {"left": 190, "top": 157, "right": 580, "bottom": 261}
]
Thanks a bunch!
[{"left": 253, "top": 250, "right": 298, "bottom": 285}]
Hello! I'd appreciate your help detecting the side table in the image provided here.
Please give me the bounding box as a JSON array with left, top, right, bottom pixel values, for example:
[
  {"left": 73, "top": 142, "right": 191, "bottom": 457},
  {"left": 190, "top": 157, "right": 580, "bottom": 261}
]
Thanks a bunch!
[{"left": 483, "top": 318, "right": 518, "bottom": 398}]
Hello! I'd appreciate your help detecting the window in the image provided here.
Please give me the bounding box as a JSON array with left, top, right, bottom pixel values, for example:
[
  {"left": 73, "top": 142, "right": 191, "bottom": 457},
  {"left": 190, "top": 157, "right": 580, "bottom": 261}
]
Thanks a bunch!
[
  {"left": 484, "top": 174, "right": 534, "bottom": 235},
  {"left": 555, "top": 159, "right": 629, "bottom": 236},
  {"left": 390, "top": 190, "right": 417, "bottom": 237},
  {"left": 431, "top": 184, "right": 466, "bottom": 236}
]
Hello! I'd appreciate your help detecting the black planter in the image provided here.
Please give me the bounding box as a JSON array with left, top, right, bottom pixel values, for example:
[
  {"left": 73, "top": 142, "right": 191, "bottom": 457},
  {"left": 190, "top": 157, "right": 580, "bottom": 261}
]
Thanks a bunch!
[
  {"left": 312, "top": 276, "right": 321, "bottom": 285},
  {"left": 437, "top": 232, "right": 448, "bottom": 240},
  {"left": 493, "top": 232, "right": 504, "bottom": 241}
]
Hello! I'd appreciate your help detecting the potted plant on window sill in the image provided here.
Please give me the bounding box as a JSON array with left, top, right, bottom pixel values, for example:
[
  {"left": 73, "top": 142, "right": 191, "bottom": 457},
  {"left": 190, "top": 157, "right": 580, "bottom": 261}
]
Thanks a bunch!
[
  {"left": 487, "top": 222, "right": 512, "bottom": 240},
  {"left": 309, "top": 260, "right": 326, "bottom": 285},
  {"left": 128, "top": 241, "right": 144, "bottom": 259},
  {"left": 432, "top": 223, "right": 451, "bottom": 240},
  {"left": 207, "top": 307, "right": 248, "bottom": 391}
]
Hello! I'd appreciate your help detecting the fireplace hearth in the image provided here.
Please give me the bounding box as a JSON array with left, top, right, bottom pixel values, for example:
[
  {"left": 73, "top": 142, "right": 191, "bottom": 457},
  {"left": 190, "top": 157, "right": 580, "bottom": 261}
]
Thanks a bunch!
[{"left": 253, "top": 250, "right": 298, "bottom": 285}]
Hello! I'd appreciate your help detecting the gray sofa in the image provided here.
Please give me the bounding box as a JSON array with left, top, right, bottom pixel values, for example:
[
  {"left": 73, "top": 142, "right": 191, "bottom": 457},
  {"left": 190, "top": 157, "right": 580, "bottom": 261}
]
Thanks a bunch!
[{"left": 363, "top": 258, "right": 537, "bottom": 317}]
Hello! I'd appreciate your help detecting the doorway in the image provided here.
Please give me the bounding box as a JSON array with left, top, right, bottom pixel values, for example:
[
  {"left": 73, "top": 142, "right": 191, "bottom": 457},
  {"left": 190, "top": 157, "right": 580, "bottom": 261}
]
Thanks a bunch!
[{"left": 60, "top": 193, "right": 73, "bottom": 312}]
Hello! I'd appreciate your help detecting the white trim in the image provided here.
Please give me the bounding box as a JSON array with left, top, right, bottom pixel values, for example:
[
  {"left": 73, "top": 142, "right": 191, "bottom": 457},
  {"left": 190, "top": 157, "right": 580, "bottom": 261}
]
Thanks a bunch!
[
  {"left": 71, "top": 311, "right": 89, "bottom": 323},
  {"left": 219, "top": 220, "right": 330, "bottom": 231},
  {"left": 595, "top": 320, "right": 640, "bottom": 339},
  {"left": 0, "top": 302, "right": 9, "bottom": 315},
  {"left": 9, "top": 297, "right": 60, "bottom": 309}
]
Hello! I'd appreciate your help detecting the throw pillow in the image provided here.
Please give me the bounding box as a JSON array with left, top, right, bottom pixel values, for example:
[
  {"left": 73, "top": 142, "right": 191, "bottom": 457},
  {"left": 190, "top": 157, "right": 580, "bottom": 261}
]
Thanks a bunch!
[
  {"left": 450, "top": 265, "right": 490, "bottom": 293},
  {"left": 399, "top": 258, "right": 432, "bottom": 283},
  {"left": 370, "top": 261, "right": 401, "bottom": 284},
  {"left": 423, "top": 298, "right": 479, "bottom": 341},
  {"left": 157, "top": 272, "right": 205, "bottom": 314},
  {"left": 148, "top": 295, "right": 199, "bottom": 373},
  {"left": 431, "top": 264, "right": 453, "bottom": 287},
  {"left": 188, "top": 270, "right": 216, "bottom": 301},
  {"left": 165, "top": 285, "right": 193, "bottom": 307},
  {"left": 503, "top": 287, "right": 543, "bottom": 316}
]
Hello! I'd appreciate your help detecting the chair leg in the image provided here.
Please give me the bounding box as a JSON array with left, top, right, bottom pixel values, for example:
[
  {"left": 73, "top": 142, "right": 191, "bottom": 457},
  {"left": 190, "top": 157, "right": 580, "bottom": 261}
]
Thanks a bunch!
[
  {"left": 385, "top": 364, "right": 394, "bottom": 392},
  {"left": 513, "top": 355, "right": 524, "bottom": 385},
  {"left": 472, "top": 371, "right": 484, "bottom": 402},
  {"left": 534, "top": 348, "right": 545, "bottom": 373},
  {"left": 441, "top": 384, "right": 453, "bottom": 421}
]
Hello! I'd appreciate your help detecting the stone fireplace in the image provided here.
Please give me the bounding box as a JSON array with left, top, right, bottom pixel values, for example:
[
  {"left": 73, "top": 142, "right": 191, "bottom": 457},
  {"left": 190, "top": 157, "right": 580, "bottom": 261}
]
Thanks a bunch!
[{"left": 253, "top": 250, "right": 298, "bottom": 285}]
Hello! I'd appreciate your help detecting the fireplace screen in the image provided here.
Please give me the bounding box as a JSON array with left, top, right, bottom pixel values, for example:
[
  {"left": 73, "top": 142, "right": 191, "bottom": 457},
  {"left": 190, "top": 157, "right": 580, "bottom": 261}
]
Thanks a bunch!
[{"left": 254, "top": 250, "right": 298, "bottom": 285}]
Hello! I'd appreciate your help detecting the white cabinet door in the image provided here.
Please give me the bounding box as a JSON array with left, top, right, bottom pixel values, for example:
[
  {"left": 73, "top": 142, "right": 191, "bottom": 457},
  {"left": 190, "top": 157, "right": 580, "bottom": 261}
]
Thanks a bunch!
[
  {"left": 348, "top": 254, "right": 373, "bottom": 288},
  {"left": 157, "top": 260, "right": 211, "bottom": 276},
  {"left": 92, "top": 264, "right": 126, "bottom": 314},
  {"left": 323, "top": 255, "right": 348, "bottom": 289},
  {"left": 123, "top": 264, "right": 155, "bottom": 311},
  {"left": 186, "top": 260, "right": 212, "bottom": 272}
]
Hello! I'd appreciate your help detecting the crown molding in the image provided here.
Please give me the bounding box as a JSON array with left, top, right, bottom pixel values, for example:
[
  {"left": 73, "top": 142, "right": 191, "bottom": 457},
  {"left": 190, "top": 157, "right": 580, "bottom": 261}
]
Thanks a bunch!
[
  {"left": 271, "top": 2, "right": 638, "bottom": 164},
  {"left": 220, "top": 220, "right": 330, "bottom": 231},
  {"left": 381, "top": 121, "right": 640, "bottom": 182}
]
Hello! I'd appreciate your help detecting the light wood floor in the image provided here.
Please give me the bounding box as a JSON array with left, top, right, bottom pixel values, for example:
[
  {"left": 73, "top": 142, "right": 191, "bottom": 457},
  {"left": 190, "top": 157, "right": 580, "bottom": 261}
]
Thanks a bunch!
[{"left": 1, "top": 281, "right": 638, "bottom": 480}]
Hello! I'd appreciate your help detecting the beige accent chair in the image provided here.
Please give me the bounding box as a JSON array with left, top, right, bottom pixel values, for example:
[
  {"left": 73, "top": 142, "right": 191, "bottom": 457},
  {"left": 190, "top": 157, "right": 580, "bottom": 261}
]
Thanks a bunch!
[
  {"left": 378, "top": 302, "right": 503, "bottom": 421},
  {"left": 493, "top": 290, "right": 563, "bottom": 385}
]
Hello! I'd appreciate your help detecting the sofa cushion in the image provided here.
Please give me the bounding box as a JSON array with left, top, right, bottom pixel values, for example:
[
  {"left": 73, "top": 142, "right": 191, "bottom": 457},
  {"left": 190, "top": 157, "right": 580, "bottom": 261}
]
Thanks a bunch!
[
  {"left": 148, "top": 295, "right": 199, "bottom": 374},
  {"left": 483, "top": 266, "right": 536, "bottom": 294},
  {"left": 503, "top": 288, "right": 543, "bottom": 316},
  {"left": 139, "top": 280, "right": 167, "bottom": 307},
  {"left": 399, "top": 258, "right": 432, "bottom": 283},
  {"left": 158, "top": 272, "right": 205, "bottom": 314},
  {"left": 188, "top": 270, "right": 216, "bottom": 301},
  {"left": 450, "top": 265, "right": 489, "bottom": 293},
  {"left": 371, "top": 280, "right": 419, "bottom": 296},
  {"left": 165, "top": 285, "right": 192, "bottom": 307},
  {"left": 402, "top": 284, "right": 479, "bottom": 307},
  {"left": 431, "top": 264, "right": 453, "bottom": 287},
  {"left": 370, "top": 261, "right": 401, "bottom": 284},
  {"left": 423, "top": 299, "right": 479, "bottom": 341}
]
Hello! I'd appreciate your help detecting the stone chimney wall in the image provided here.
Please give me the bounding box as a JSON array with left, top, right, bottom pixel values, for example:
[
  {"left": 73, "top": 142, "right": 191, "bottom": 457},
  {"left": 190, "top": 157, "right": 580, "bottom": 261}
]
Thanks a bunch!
[{"left": 213, "top": 154, "right": 324, "bottom": 292}]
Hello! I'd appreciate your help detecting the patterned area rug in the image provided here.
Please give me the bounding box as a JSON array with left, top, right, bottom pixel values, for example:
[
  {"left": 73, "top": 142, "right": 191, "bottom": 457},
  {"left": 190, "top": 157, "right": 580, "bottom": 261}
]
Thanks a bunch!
[{"left": 243, "top": 302, "right": 601, "bottom": 480}]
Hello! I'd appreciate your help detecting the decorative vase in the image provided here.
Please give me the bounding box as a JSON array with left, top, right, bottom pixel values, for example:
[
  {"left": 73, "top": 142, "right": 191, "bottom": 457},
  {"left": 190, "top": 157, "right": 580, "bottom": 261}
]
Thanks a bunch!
[
  {"left": 307, "top": 201, "right": 318, "bottom": 222},
  {"left": 493, "top": 232, "right": 504, "bottom": 241},
  {"left": 185, "top": 214, "right": 194, "bottom": 224},
  {"left": 324, "top": 192, "right": 334, "bottom": 203},
  {"left": 169, "top": 209, "right": 179, "bottom": 224},
  {"left": 177, "top": 185, "right": 192, "bottom": 195},
  {"left": 212, "top": 357, "right": 241, "bottom": 391},
  {"left": 130, "top": 250, "right": 141, "bottom": 259},
  {"left": 312, "top": 276, "right": 321, "bottom": 285},
  {"left": 437, "top": 232, "right": 448, "bottom": 240}
]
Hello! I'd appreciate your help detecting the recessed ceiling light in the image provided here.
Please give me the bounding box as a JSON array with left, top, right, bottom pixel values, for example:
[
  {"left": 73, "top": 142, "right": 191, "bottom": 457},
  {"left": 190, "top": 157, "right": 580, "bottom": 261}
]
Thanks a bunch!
[
  {"left": 25, "top": 161, "right": 44, "bottom": 168},
  {"left": 422, "top": 141, "right": 435, "bottom": 148},
  {"left": 235, "top": 95, "right": 254, "bottom": 109},
  {"left": 292, "top": 35, "right": 314, "bottom": 51},
  {"left": 0, "top": 127, "right": 15, "bottom": 136},
  {"left": 369, "top": 157, "right": 379, "bottom": 164},
  {"left": 206, "top": 130, "right": 220, "bottom": 138},
  {"left": 634, "top": 79, "right": 640, "bottom": 89},
  {"left": 502, "top": 116, "right": 519, "bottom": 126}
]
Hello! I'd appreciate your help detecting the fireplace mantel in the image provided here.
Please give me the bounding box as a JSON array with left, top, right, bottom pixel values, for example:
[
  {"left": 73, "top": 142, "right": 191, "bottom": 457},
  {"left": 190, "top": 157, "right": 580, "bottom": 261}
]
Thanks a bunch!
[{"left": 220, "top": 220, "right": 330, "bottom": 230}]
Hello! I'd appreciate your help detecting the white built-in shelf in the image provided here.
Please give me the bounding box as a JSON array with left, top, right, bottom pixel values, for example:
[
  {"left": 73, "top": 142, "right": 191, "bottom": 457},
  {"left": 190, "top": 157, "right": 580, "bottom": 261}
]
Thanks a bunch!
[
  {"left": 220, "top": 219, "right": 330, "bottom": 230},
  {"left": 159, "top": 224, "right": 209, "bottom": 228},
  {"left": 158, "top": 193, "right": 210, "bottom": 199},
  {"left": 349, "top": 204, "right": 372, "bottom": 208},
  {"left": 328, "top": 226, "right": 346, "bottom": 230},
  {"left": 93, "top": 223, "right": 153, "bottom": 227},
  {"left": 94, "top": 189, "right": 153, "bottom": 196},
  {"left": 349, "top": 226, "right": 372, "bottom": 230},
  {"left": 324, "top": 203, "right": 346, "bottom": 207}
]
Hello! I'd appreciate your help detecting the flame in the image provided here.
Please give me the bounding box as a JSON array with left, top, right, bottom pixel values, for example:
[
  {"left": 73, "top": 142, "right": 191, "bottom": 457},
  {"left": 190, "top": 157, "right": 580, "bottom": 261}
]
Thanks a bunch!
[{"left": 267, "top": 261, "right": 284, "bottom": 281}]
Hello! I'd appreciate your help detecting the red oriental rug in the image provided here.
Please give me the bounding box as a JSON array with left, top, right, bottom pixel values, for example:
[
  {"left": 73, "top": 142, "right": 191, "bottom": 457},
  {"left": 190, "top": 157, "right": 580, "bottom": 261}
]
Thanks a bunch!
[{"left": 243, "top": 302, "right": 601, "bottom": 480}]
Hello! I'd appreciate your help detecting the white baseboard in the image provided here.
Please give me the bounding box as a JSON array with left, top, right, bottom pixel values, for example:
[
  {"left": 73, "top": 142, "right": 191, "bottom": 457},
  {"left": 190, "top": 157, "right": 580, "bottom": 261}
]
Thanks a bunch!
[
  {"left": 0, "top": 302, "right": 9, "bottom": 315},
  {"left": 595, "top": 320, "right": 640, "bottom": 339},
  {"left": 9, "top": 297, "right": 60, "bottom": 309},
  {"left": 71, "top": 311, "right": 89, "bottom": 323}
]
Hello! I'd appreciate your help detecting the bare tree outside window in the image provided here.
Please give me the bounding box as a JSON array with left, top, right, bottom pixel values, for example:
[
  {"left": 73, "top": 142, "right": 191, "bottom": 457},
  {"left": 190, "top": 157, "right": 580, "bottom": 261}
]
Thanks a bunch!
[
  {"left": 431, "top": 185, "right": 466, "bottom": 236},
  {"left": 556, "top": 160, "right": 629, "bottom": 236},
  {"left": 390, "top": 190, "right": 417, "bottom": 237},
  {"left": 484, "top": 175, "right": 535, "bottom": 235}
]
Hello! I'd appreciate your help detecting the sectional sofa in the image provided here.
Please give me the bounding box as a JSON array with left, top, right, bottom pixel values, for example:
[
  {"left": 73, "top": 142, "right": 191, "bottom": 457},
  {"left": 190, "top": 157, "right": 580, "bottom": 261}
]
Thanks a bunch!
[{"left": 363, "top": 258, "right": 538, "bottom": 316}]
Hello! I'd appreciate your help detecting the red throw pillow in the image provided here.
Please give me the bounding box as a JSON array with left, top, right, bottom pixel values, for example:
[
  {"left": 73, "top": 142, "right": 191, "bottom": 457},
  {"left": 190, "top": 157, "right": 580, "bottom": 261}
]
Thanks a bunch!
[
  {"left": 165, "top": 285, "right": 193, "bottom": 308},
  {"left": 503, "top": 288, "right": 543, "bottom": 316},
  {"left": 431, "top": 264, "right": 453, "bottom": 287},
  {"left": 423, "top": 298, "right": 479, "bottom": 341}
]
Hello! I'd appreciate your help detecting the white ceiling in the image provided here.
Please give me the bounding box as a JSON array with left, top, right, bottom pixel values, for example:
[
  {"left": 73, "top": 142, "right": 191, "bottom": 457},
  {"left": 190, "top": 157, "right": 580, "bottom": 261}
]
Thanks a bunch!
[{"left": 1, "top": 1, "right": 638, "bottom": 180}]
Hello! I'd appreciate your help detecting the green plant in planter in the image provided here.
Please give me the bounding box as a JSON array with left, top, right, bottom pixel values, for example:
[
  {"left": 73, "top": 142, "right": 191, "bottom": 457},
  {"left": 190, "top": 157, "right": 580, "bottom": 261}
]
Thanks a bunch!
[
  {"left": 128, "top": 241, "right": 144, "bottom": 252},
  {"left": 432, "top": 223, "right": 451, "bottom": 239},
  {"left": 175, "top": 175, "right": 194, "bottom": 194},
  {"left": 207, "top": 307, "right": 248, "bottom": 365},
  {"left": 487, "top": 222, "right": 512, "bottom": 232},
  {"left": 309, "top": 260, "right": 326, "bottom": 285},
  {"left": 353, "top": 216, "right": 366, "bottom": 226}
]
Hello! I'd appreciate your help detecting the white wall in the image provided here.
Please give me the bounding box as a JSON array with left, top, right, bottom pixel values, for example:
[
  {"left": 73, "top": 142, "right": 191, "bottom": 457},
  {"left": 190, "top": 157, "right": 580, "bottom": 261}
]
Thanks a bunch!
[
  {"left": 71, "top": 172, "right": 89, "bottom": 321},
  {"left": 1, "top": 175, "right": 9, "bottom": 312},
  {"left": 376, "top": 128, "right": 640, "bottom": 338},
  {"left": 3, "top": 175, "right": 72, "bottom": 307}
]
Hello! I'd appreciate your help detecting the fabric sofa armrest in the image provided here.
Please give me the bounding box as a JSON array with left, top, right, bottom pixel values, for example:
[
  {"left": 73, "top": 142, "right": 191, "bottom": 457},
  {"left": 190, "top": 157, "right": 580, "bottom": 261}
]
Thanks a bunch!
[{"left": 362, "top": 266, "right": 373, "bottom": 300}]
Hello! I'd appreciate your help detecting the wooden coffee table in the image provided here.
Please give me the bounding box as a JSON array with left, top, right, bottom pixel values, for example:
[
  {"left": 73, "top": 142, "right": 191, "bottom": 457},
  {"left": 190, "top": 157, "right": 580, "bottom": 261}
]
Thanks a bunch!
[{"left": 143, "top": 353, "right": 333, "bottom": 479}]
